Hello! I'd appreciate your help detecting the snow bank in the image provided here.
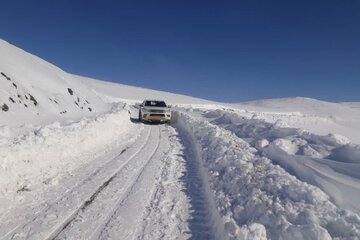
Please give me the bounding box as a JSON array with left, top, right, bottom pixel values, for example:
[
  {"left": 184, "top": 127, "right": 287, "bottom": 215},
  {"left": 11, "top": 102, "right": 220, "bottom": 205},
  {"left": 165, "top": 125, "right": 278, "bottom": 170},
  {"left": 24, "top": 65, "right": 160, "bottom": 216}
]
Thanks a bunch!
[
  {"left": 200, "top": 109, "right": 360, "bottom": 214},
  {"left": 228, "top": 97, "right": 360, "bottom": 144},
  {"left": 0, "top": 104, "right": 133, "bottom": 208},
  {"left": 328, "top": 145, "right": 360, "bottom": 164},
  {"left": 175, "top": 111, "right": 360, "bottom": 239}
]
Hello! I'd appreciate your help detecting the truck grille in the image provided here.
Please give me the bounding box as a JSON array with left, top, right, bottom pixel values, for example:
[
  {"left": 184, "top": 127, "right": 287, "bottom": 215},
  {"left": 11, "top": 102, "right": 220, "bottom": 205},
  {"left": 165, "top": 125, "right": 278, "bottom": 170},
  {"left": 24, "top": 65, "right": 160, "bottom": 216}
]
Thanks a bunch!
[{"left": 150, "top": 109, "right": 164, "bottom": 113}]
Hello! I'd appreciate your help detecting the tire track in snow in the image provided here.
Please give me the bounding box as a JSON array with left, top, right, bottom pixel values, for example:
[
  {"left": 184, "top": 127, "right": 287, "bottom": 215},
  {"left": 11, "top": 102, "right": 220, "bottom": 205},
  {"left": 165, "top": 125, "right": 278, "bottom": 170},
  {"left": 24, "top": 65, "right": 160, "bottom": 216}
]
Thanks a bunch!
[
  {"left": 2, "top": 135, "right": 137, "bottom": 240},
  {"left": 93, "top": 125, "right": 162, "bottom": 240},
  {"left": 46, "top": 126, "right": 157, "bottom": 240},
  {"left": 133, "top": 126, "right": 190, "bottom": 240},
  {"left": 53, "top": 125, "right": 162, "bottom": 240},
  {"left": 6, "top": 126, "right": 152, "bottom": 240},
  {"left": 2, "top": 123, "right": 144, "bottom": 240},
  {"left": 175, "top": 124, "right": 228, "bottom": 240}
]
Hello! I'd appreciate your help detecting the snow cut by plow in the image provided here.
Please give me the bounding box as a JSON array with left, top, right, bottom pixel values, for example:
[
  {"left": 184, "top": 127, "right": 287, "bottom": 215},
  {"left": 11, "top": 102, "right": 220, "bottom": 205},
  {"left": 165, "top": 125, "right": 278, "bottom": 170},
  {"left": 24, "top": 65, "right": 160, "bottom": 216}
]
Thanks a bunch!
[{"left": 174, "top": 110, "right": 360, "bottom": 240}]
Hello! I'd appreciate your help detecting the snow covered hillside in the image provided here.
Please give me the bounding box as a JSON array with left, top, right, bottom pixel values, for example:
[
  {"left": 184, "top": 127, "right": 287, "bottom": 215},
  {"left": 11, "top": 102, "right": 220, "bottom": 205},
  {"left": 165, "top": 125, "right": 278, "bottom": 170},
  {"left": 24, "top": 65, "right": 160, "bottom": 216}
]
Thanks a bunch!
[
  {"left": 1, "top": 39, "right": 360, "bottom": 239},
  {"left": 0, "top": 39, "right": 110, "bottom": 127},
  {"left": 230, "top": 97, "right": 360, "bottom": 144},
  {"left": 78, "top": 75, "right": 215, "bottom": 105}
]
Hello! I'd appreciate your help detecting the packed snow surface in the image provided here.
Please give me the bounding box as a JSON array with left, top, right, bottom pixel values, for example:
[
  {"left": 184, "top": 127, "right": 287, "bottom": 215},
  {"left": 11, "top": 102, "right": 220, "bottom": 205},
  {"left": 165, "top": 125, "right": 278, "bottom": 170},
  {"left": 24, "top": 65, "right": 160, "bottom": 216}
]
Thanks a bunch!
[{"left": 1, "top": 39, "right": 360, "bottom": 239}]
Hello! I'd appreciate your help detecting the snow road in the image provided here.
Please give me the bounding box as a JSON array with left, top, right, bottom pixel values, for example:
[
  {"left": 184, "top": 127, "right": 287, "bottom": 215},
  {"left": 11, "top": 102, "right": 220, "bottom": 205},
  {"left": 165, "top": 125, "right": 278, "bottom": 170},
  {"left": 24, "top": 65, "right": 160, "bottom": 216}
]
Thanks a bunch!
[
  {"left": 1, "top": 105, "right": 360, "bottom": 240},
  {"left": 1, "top": 112, "right": 190, "bottom": 239}
]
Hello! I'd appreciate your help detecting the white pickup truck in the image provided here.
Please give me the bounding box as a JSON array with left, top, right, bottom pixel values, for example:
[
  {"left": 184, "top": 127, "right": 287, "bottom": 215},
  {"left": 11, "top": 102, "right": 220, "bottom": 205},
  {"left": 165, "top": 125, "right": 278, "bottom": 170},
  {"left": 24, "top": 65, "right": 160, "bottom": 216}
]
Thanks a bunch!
[{"left": 138, "top": 100, "right": 172, "bottom": 123}]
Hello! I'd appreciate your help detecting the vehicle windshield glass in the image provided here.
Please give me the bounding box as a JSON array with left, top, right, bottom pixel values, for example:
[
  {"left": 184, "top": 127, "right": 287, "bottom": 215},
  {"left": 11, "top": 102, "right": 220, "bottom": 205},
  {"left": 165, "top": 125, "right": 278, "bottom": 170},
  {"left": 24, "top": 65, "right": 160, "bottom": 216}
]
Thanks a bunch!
[{"left": 144, "top": 101, "right": 166, "bottom": 107}]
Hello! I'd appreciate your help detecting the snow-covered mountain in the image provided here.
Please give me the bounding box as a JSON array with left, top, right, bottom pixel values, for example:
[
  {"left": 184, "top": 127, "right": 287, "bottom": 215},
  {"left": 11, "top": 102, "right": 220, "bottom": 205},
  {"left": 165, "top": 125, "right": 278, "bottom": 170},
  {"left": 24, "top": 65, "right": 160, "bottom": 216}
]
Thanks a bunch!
[
  {"left": 1, "top": 39, "right": 360, "bottom": 240},
  {"left": 0, "top": 39, "right": 112, "bottom": 127},
  {"left": 78, "top": 75, "right": 215, "bottom": 105},
  {"left": 0, "top": 39, "right": 213, "bottom": 127}
]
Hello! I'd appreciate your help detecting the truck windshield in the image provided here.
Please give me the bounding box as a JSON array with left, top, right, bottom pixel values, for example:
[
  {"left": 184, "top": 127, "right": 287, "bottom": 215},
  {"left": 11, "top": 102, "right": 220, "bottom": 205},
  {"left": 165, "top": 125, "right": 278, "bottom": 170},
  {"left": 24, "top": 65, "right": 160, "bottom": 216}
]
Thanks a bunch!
[{"left": 144, "top": 101, "right": 167, "bottom": 107}]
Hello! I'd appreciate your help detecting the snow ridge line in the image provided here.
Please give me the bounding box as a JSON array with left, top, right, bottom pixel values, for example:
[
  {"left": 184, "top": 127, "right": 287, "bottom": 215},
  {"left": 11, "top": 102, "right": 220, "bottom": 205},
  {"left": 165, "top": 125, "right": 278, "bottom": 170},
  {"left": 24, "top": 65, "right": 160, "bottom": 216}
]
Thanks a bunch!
[
  {"left": 43, "top": 127, "right": 153, "bottom": 240},
  {"left": 92, "top": 126, "right": 162, "bottom": 240},
  {"left": 175, "top": 119, "right": 228, "bottom": 240}
]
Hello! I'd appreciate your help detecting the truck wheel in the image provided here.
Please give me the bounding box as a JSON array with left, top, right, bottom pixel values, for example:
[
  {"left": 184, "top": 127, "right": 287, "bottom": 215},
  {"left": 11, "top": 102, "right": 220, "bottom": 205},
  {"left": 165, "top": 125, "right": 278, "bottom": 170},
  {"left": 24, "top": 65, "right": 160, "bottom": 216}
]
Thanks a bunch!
[{"left": 138, "top": 111, "right": 142, "bottom": 122}]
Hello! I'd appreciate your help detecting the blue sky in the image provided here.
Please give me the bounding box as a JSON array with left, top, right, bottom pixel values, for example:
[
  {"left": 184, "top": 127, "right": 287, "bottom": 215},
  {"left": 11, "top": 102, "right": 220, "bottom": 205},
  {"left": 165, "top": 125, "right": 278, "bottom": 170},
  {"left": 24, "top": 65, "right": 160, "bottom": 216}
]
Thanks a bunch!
[{"left": 1, "top": 0, "right": 359, "bottom": 102}]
